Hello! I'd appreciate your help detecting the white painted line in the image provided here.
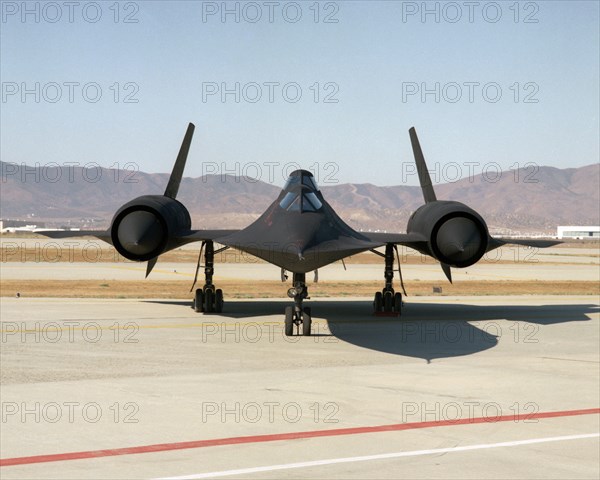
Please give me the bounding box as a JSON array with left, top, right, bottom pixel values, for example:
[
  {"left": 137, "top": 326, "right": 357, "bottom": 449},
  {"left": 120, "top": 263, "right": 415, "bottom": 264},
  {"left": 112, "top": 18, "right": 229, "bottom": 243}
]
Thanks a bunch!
[{"left": 155, "top": 432, "right": 599, "bottom": 479}]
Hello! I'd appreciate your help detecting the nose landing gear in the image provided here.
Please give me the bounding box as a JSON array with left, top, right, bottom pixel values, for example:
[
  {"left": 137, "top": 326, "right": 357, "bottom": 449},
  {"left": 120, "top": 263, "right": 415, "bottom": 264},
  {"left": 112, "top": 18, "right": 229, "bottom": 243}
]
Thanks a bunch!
[{"left": 284, "top": 273, "right": 312, "bottom": 336}]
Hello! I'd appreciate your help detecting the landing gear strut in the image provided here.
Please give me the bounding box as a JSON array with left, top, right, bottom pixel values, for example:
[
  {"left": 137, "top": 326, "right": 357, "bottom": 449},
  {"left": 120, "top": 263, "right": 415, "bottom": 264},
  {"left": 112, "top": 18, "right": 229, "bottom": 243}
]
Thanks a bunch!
[
  {"left": 284, "top": 273, "right": 311, "bottom": 336},
  {"left": 373, "top": 244, "right": 402, "bottom": 315},
  {"left": 193, "top": 241, "right": 225, "bottom": 313}
]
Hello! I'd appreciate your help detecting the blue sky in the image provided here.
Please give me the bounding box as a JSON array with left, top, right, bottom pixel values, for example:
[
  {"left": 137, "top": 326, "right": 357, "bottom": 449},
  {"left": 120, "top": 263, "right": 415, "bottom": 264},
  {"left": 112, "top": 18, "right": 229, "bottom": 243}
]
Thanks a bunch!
[{"left": 1, "top": 0, "right": 598, "bottom": 186}]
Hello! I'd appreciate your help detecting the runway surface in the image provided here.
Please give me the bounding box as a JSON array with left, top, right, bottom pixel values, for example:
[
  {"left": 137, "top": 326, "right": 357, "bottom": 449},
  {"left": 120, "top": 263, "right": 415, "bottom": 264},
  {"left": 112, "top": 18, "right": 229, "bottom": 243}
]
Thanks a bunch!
[{"left": 1, "top": 295, "right": 599, "bottom": 479}]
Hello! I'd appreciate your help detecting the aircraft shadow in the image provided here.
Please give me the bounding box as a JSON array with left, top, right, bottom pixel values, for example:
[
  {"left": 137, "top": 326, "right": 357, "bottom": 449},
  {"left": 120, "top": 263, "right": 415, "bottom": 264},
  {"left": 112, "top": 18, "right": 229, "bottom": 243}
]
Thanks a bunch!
[
  {"left": 322, "top": 301, "right": 598, "bottom": 361},
  {"left": 142, "top": 299, "right": 598, "bottom": 361},
  {"left": 144, "top": 299, "right": 292, "bottom": 316}
]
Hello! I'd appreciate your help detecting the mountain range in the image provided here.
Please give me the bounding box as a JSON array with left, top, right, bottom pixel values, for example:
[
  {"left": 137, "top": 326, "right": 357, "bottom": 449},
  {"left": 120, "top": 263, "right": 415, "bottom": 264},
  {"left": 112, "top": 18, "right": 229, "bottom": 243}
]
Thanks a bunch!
[{"left": 1, "top": 161, "right": 598, "bottom": 234}]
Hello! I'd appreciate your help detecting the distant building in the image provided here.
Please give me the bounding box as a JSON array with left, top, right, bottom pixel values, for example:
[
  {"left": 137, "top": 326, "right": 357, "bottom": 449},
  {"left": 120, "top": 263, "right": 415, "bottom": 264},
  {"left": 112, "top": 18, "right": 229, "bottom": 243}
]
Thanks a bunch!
[
  {"left": 0, "top": 219, "right": 46, "bottom": 232},
  {"left": 557, "top": 226, "right": 600, "bottom": 239}
]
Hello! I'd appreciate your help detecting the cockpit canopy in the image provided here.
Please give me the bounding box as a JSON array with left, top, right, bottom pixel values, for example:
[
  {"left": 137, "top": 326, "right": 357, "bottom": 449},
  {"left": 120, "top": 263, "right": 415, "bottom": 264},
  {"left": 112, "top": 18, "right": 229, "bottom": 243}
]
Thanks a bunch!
[
  {"left": 283, "top": 169, "right": 319, "bottom": 192},
  {"left": 279, "top": 170, "right": 323, "bottom": 212}
]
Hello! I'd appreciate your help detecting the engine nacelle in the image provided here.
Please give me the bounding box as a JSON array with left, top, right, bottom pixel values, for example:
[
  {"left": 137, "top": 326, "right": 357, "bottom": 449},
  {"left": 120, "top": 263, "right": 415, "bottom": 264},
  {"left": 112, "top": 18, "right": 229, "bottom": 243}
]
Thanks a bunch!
[
  {"left": 110, "top": 195, "right": 191, "bottom": 261},
  {"left": 407, "top": 201, "right": 489, "bottom": 268}
]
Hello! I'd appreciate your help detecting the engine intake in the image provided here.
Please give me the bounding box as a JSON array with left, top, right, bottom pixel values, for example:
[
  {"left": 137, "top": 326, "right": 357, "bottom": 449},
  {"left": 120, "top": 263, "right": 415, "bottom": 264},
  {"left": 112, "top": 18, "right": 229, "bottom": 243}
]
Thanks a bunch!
[
  {"left": 407, "top": 201, "right": 489, "bottom": 268},
  {"left": 110, "top": 195, "right": 191, "bottom": 262}
]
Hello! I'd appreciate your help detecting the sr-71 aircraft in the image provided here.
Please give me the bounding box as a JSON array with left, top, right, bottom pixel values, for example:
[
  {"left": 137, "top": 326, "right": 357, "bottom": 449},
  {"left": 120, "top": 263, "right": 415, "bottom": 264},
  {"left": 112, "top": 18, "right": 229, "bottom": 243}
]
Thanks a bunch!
[{"left": 43, "top": 123, "right": 558, "bottom": 336}]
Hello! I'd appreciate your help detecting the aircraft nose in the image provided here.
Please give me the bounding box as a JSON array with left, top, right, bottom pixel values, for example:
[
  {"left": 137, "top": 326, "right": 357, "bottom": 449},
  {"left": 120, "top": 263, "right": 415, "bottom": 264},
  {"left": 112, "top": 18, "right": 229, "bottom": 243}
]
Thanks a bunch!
[{"left": 284, "top": 217, "right": 324, "bottom": 259}]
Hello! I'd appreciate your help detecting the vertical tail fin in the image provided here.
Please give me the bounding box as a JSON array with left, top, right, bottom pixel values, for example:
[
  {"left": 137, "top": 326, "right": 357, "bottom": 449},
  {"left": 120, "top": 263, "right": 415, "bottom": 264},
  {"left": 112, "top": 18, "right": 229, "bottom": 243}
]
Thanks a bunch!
[
  {"left": 409, "top": 127, "right": 437, "bottom": 204},
  {"left": 164, "top": 123, "right": 195, "bottom": 199}
]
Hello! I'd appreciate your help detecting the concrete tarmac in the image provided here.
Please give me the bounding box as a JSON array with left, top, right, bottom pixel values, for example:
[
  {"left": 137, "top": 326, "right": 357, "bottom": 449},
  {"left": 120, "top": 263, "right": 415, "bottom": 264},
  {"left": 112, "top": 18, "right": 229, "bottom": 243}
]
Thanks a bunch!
[{"left": 1, "top": 295, "right": 598, "bottom": 479}]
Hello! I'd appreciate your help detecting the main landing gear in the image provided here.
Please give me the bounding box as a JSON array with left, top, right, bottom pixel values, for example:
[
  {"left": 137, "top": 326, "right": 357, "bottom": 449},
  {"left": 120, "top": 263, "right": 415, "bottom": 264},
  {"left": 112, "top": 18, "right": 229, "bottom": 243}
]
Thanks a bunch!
[
  {"left": 193, "top": 241, "right": 225, "bottom": 313},
  {"left": 284, "top": 272, "right": 312, "bottom": 336},
  {"left": 372, "top": 244, "right": 403, "bottom": 315}
]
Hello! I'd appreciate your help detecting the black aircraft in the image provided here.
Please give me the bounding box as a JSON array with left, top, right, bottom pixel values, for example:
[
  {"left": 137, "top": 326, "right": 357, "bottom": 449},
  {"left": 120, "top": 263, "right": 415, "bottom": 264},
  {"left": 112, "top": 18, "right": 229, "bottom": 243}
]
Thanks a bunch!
[{"left": 43, "top": 123, "right": 558, "bottom": 335}]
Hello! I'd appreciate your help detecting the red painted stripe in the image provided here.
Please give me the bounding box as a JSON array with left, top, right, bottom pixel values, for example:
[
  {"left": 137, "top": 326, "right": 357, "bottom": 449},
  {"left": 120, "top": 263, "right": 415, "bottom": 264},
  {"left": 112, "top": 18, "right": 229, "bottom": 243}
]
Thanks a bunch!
[{"left": 1, "top": 407, "right": 598, "bottom": 467}]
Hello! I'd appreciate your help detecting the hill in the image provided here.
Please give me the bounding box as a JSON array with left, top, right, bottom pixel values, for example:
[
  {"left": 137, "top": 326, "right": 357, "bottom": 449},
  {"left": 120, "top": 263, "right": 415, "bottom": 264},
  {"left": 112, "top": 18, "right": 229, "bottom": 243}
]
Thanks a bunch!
[{"left": 1, "top": 162, "right": 598, "bottom": 234}]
